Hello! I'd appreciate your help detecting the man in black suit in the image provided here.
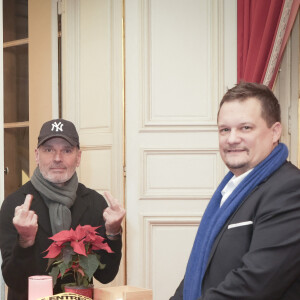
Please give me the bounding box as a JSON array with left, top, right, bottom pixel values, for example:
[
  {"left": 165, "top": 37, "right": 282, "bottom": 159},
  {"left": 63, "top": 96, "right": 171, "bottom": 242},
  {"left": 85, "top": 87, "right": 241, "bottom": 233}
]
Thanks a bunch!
[
  {"left": 0, "top": 119, "right": 126, "bottom": 300},
  {"left": 171, "top": 82, "right": 300, "bottom": 299}
]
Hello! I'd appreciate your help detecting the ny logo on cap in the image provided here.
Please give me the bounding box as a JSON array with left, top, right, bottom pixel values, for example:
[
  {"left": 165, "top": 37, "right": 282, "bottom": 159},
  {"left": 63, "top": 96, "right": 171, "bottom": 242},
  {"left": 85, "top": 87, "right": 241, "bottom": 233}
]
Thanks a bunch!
[{"left": 51, "top": 121, "right": 64, "bottom": 132}]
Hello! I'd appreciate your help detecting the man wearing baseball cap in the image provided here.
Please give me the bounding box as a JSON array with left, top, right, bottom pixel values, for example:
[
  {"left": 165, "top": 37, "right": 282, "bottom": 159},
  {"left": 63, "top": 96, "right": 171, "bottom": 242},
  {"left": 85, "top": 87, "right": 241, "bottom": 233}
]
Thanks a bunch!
[{"left": 0, "top": 119, "right": 125, "bottom": 300}]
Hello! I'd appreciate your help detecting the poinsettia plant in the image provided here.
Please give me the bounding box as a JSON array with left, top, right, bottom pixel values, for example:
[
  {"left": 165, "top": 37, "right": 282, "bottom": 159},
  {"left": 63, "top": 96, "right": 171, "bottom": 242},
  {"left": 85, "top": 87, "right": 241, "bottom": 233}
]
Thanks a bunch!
[{"left": 44, "top": 224, "right": 113, "bottom": 288}]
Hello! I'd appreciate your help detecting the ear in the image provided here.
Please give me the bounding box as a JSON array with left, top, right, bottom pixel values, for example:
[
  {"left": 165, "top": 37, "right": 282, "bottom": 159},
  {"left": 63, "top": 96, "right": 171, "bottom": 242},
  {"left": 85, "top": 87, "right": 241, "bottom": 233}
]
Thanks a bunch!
[
  {"left": 271, "top": 122, "right": 282, "bottom": 143},
  {"left": 34, "top": 148, "right": 39, "bottom": 164},
  {"left": 76, "top": 149, "right": 82, "bottom": 167}
]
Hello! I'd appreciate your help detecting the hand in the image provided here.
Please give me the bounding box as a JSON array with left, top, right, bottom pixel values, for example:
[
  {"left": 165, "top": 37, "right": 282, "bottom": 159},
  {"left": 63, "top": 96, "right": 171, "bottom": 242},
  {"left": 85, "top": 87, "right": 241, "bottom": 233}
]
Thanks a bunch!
[
  {"left": 103, "top": 192, "right": 125, "bottom": 236},
  {"left": 13, "top": 194, "right": 38, "bottom": 248}
]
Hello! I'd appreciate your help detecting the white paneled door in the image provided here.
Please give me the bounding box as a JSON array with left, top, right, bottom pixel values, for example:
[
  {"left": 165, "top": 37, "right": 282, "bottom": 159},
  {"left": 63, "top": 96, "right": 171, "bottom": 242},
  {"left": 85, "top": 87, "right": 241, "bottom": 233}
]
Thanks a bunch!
[
  {"left": 61, "top": 0, "right": 125, "bottom": 288},
  {"left": 61, "top": 0, "right": 237, "bottom": 298},
  {"left": 125, "top": 0, "right": 237, "bottom": 299}
]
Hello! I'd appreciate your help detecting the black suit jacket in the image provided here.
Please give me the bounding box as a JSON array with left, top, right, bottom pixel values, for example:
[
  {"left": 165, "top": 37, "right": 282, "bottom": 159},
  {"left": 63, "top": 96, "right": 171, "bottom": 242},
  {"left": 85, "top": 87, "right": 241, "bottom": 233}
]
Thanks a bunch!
[
  {"left": 0, "top": 181, "right": 122, "bottom": 300},
  {"left": 171, "top": 162, "right": 300, "bottom": 300}
]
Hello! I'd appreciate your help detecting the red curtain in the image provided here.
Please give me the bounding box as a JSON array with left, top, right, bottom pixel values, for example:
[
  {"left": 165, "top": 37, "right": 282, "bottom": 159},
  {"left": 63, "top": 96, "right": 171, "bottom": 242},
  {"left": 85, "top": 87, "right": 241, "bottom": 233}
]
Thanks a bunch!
[
  {"left": 237, "top": 0, "right": 299, "bottom": 88},
  {"left": 264, "top": 0, "right": 300, "bottom": 87}
]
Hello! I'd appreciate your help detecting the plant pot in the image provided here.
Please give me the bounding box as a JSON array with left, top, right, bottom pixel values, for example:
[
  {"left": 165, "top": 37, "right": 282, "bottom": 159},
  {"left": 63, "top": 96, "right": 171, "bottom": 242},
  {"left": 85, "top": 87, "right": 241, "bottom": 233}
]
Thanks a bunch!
[{"left": 64, "top": 285, "right": 93, "bottom": 298}]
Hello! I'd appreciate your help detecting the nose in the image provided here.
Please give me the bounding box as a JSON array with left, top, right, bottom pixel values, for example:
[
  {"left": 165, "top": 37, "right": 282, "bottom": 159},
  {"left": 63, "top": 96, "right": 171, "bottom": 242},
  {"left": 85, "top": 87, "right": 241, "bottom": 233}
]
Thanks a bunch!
[
  {"left": 227, "top": 129, "right": 241, "bottom": 144},
  {"left": 53, "top": 151, "right": 63, "bottom": 161}
]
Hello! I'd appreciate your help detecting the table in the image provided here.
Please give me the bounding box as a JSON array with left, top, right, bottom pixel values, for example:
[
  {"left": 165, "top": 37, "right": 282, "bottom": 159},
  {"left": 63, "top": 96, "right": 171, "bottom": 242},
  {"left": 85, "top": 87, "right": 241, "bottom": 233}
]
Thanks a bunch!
[{"left": 94, "top": 286, "right": 152, "bottom": 300}]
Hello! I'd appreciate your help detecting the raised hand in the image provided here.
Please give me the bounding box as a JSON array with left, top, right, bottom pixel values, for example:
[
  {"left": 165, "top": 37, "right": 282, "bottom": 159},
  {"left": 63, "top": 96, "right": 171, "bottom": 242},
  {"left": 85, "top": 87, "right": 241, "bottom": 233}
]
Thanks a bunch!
[
  {"left": 13, "top": 194, "right": 38, "bottom": 248},
  {"left": 103, "top": 192, "right": 125, "bottom": 237}
]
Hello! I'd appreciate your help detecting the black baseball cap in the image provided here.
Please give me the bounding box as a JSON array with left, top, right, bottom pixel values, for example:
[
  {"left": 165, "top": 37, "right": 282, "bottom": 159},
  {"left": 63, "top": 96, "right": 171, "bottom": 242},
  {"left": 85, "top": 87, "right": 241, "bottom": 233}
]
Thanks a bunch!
[{"left": 37, "top": 119, "right": 80, "bottom": 148}]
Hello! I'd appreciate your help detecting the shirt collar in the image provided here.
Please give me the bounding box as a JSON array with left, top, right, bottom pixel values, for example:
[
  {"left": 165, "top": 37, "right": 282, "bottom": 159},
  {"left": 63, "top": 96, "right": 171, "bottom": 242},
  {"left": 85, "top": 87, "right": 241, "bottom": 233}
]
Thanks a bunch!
[{"left": 222, "top": 168, "right": 253, "bottom": 196}]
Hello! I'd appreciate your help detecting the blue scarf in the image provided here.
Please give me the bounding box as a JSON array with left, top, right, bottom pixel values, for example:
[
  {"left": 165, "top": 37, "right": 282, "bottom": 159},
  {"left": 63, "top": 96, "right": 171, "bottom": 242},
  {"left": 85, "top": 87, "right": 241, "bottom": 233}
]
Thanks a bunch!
[{"left": 183, "top": 143, "right": 288, "bottom": 300}]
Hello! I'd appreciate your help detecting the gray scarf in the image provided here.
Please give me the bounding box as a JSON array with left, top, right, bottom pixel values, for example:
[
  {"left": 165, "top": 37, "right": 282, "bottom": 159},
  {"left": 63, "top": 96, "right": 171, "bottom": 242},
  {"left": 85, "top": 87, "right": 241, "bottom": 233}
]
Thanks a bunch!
[{"left": 31, "top": 167, "right": 78, "bottom": 234}]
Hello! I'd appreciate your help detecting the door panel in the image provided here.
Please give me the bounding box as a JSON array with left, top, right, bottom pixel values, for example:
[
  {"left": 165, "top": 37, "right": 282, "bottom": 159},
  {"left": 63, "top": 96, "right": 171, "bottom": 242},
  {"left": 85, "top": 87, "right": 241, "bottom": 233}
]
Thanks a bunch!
[
  {"left": 125, "top": 0, "right": 237, "bottom": 299},
  {"left": 61, "top": 0, "right": 125, "bottom": 287}
]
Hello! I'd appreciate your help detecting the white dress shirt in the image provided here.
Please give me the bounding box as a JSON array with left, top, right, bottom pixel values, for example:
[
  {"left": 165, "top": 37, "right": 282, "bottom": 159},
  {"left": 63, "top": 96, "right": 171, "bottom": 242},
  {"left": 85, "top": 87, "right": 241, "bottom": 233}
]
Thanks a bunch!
[{"left": 220, "top": 169, "right": 253, "bottom": 207}]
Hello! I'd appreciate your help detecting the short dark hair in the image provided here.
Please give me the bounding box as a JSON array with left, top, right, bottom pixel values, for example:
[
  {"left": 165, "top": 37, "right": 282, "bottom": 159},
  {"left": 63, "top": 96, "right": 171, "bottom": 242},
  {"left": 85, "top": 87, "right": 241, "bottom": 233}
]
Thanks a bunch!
[{"left": 218, "top": 82, "right": 281, "bottom": 127}]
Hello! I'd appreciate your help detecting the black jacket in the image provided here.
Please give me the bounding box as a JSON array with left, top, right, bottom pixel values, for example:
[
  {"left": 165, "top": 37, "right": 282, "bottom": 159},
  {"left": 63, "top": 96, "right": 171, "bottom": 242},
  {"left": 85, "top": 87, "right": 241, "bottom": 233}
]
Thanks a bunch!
[
  {"left": 0, "top": 181, "right": 122, "bottom": 300},
  {"left": 171, "top": 162, "right": 300, "bottom": 300}
]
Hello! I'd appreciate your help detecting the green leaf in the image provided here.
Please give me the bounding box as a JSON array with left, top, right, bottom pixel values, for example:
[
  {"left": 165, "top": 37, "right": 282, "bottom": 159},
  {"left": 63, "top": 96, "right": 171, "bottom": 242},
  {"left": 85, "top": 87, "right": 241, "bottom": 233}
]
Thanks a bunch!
[
  {"left": 79, "top": 254, "right": 100, "bottom": 281},
  {"left": 82, "top": 277, "right": 89, "bottom": 287},
  {"left": 99, "top": 262, "right": 106, "bottom": 270},
  {"left": 58, "top": 260, "right": 72, "bottom": 277},
  {"left": 62, "top": 245, "right": 75, "bottom": 265},
  {"left": 95, "top": 253, "right": 106, "bottom": 270},
  {"left": 49, "top": 266, "right": 60, "bottom": 286},
  {"left": 46, "top": 258, "right": 55, "bottom": 271}
]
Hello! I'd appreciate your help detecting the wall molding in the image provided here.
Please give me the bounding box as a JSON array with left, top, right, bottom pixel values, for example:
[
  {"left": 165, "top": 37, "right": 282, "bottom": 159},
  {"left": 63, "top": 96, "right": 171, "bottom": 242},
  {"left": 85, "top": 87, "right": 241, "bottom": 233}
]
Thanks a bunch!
[
  {"left": 141, "top": 214, "right": 202, "bottom": 288},
  {"left": 139, "top": 0, "right": 225, "bottom": 131},
  {"left": 140, "top": 148, "right": 223, "bottom": 200}
]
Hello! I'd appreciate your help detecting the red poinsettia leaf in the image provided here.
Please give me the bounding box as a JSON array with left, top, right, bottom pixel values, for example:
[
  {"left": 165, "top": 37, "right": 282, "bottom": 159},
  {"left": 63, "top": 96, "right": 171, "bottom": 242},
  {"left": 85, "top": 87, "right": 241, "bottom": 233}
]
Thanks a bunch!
[
  {"left": 44, "top": 243, "right": 62, "bottom": 258},
  {"left": 55, "top": 241, "right": 67, "bottom": 247},
  {"left": 74, "top": 225, "right": 101, "bottom": 241},
  {"left": 91, "top": 240, "right": 113, "bottom": 253},
  {"left": 86, "top": 227, "right": 102, "bottom": 241},
  {"left": 84, "top": 232, "right": 97, "bottom": 243},
  {"left": 73, "top": 225, "right": 87, "bottom": 241},
  {"left": 81, "top": 224, "right": 100, "bottom": 232},
  {"left": 84, "top": 236, "right": 94, "bottom": 243},
  {"left": 49, "top": 229, "right": 73, "bottom": 243},
  {"left": 71, "top": 239, "right": 87, "bottom": 256},
  {"left": 92, "top": 235, "right": 105, "bottom": 245}
]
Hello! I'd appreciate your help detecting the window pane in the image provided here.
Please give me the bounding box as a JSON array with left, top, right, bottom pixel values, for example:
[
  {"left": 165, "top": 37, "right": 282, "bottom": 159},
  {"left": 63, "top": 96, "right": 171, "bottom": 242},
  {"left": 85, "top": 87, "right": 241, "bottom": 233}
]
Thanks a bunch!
[
  {"left": 4, "top": 127, "right": 29, "bottom": 198},
  {"left": 3, "top": 0, "right": 28, "bottom": 43},
  {"left": 3, "top": 44, "right": 29, "bottom": 123}
]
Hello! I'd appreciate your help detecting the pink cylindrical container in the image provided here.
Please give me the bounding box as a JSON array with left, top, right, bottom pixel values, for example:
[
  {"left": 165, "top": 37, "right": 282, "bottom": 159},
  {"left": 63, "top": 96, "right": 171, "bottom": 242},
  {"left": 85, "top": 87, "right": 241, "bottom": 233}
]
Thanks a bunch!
[{"left": 28, "top": 275, "right": 53, "bottom": 300}]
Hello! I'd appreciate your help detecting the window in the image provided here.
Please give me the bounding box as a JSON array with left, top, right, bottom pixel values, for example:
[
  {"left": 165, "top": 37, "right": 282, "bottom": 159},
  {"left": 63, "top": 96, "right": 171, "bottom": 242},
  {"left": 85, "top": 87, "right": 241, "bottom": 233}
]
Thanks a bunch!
[{"left": 3, "top": 0, "right": 29, "bottom": 197}]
